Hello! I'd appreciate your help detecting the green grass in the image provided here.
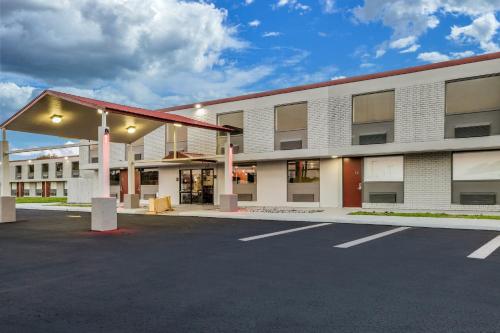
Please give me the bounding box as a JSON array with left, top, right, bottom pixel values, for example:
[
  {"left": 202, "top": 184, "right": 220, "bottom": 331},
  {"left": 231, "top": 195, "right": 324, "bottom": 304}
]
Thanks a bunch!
[
  {"left": 349, "top": 211, "right": 500, "bottom": 220},
  {"left": 16, "top": 197, "right": 67, "bottom": 204},
  {"left": 47, "top": 203, "right": 92, "bottom": 207}
]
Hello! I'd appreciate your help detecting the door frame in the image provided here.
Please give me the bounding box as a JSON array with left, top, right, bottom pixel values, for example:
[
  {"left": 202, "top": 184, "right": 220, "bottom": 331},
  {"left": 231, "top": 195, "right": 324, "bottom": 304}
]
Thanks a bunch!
[{"left": 179, "top": 168, "right": 215, "bottom": 205}]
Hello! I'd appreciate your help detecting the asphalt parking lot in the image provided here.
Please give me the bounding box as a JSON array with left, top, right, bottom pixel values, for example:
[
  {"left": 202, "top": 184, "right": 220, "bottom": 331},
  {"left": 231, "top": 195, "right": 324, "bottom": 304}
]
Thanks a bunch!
[{"left": 0, "top": 210, "right": 499, "bottom": 333}]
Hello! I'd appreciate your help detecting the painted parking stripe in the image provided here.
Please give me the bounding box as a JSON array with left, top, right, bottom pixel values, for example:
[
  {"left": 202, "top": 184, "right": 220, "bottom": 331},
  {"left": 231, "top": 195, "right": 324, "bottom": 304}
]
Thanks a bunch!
[
  {"left": 467, "top": 235, "right": 500, "bottom": 260},
  {"left": 334, "top": 226, "right": 411, "bottom": 248},
  {"left": 239, "top": 223, "right": 332, "bottom": 242}
]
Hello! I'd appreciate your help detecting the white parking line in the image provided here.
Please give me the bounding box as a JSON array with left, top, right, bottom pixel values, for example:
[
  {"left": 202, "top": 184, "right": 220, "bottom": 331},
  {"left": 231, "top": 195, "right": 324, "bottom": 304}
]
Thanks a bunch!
[
  {"left": 239, "top": 223, "right": 332, "bottom": 242},
  {"left": 334, "top": 226, "right": 411, "bottom": 248},
  {"left": 467, "top": 235, "right": 500, "bottom": 260}
]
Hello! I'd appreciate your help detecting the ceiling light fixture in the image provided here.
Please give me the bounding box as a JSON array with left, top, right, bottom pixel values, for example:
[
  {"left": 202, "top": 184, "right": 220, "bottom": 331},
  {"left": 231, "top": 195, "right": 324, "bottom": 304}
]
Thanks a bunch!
[
  {"left": 194, "top": 103, "right": 202, "bottom": 109},
  {"left": 51, "top": 115, "right": 63, "bottom": 124},
  {"left": 126, "top": 126, "right": 136, "bottom": 134}
]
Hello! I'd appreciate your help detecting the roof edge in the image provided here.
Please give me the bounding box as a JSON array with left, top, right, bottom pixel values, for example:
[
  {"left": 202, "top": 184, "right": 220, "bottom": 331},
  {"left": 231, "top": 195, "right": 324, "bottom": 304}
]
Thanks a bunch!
[{"left": 157, "top": 52, "right": 500, "bottom": 112}]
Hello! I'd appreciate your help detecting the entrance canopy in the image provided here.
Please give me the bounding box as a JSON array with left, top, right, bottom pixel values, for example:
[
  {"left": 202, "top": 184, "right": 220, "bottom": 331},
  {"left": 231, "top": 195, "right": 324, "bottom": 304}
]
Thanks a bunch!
[{"left": 1, "top": 90, "right": 230, "bottom": 144}]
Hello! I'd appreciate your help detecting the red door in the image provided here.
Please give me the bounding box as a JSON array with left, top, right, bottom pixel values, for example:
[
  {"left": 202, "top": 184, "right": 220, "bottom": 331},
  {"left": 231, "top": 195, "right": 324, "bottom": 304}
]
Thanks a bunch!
[
  {"left": 16, "top": 182, "right": 24, "bottom": 197},
  {"left": 119, "top": 170, "right": 141, "bottom": 202},
  {"left": 343, "top": 157, "right": 362, "bottom": 207},
  {"left": 42, "top": 181, "right": 50, "bottom": 197}
]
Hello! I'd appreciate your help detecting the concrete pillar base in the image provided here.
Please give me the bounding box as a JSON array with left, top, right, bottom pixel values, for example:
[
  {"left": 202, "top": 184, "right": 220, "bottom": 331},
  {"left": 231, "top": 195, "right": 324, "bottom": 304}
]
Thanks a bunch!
[
  {"left": 123, "top": 194, "right": 140, "bottom": 209},
  {"left": 219, "top": 194, "right": 238, "bottom": 212},
  {"left": 0, "top": 196, "right": 16, "bottom": 223},
  {"left": 91, "top": 197, "right": 117, "bottom": 231}
]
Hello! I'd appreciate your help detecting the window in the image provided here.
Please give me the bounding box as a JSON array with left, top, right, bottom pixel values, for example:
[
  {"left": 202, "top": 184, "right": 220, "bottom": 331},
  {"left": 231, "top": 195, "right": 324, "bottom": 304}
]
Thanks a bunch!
[
  {"left": 352, "top": 90, "right": 395, "bottom": 145},
  {"left": 141, "top": 169, "right": 158, "bottom": 185},
  {"left": 64, "top": 182, "right": 68, "bottom": 197},
  {"left": 50, "top": 182, "right": 57, "bottom": 197},
  {"left": 275, "top": 102, "right": 308, "bottom": 150},
  {"left": 15, "top": 165, "right": 22, "bottom": 179},
  {"left": 217, "top": 111, "right": 244, "bottom": 154},
  {"left": 55, "top": 162, "right": 63, "bottom": 178},
  {"left": 28, "top": 164, "right": 34, "bottom": 179},
  {"left": 233, "top": 164, "right": 257, "bottom": 201},
  {"left": 110, "top": 170, "right": 120, "bottom": 186},
  {"left": 36, "top": 182, "right": 42, "bottom": 196},
  {"left": 134, "top": 153, "right": 142, "bottom": 161},
  {"left": 91, "top": 157, "right": 98, "bottom": 163},
  {"left": 42, "top": 163, "right": 49, "bottom": 179},
  {"left": 446, "top": 75, "right": 500, "bottom": 115},
  {"left": 363, "top": 156, "right": 404, "bottom": 204},
  {"left": 166, "top": 124, "right": 188, "bottom": 154},
  {"left": 24, "top": 184, "right": 30, "bottom": 197},
  {"left": 445, "top": 75, "right": 500, "bottom": 138},
  {"left": 287, "top": 160, "right": 319, "bottom": 202},
  {"left": 71, "top": 161, "right": 79, "bottom": 177},
  {"left": 452, "top": 151, "right": 500, "bottom": 205}
]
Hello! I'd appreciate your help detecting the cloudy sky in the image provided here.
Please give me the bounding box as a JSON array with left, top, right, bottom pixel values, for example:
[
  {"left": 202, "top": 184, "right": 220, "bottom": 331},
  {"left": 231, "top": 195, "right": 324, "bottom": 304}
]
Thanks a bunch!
[{"left": 0, "top": 0, "right": 499, "bottom": 153}]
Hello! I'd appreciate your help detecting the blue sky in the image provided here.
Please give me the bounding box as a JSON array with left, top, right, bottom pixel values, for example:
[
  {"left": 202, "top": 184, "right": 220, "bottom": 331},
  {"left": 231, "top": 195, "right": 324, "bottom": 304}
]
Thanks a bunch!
[{"left": 0, "top": 0, "right": 499, "bottom": 156}]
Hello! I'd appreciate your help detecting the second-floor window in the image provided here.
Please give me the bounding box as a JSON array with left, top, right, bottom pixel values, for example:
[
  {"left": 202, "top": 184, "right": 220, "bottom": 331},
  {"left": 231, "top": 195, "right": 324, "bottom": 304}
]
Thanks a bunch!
[
  {"left": 445, "top": 74, "right": 500, "bottom": 139},
  {"left": 55, "top": 162, "right": 63, "bottom": 178},
  {"left": 217, "top": 111, "right": 244, "bottom": 154},
  {"left": 15, "top": 165, "right": 22, "bottom": 179},
  {"left": 71, "top": 161, "right": 79, "bottom": 177},
  {"left": 352, "top": 90, "right": 395, "bottom": 145},
  {"left": 28, "top": 164, "right": 34, "bottom": 179},
  {"left": 166, "top": 124, "right": 187, "bottom": 155},
  {"left": 275, "top": 102, "right": 307, "bottom": 150},
  {"left": 42, "top": 163, "right": 49, "bottom": 179}
]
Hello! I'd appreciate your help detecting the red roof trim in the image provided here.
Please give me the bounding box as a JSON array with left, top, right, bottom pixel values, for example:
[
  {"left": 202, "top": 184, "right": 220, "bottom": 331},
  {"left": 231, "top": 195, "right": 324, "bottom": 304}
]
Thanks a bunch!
[
  {"left": 1, "top": 90, "right": 231, "bottom": 132},
  {"left": 157, "top": 52, "right": 500, "bottom": 112}
]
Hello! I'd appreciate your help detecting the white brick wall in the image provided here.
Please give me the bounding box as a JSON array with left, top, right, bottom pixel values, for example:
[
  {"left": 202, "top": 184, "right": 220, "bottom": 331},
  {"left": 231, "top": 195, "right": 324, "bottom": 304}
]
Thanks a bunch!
[
  {"left": 395, "top": 82, "right": 445, "bottom": 143},
  {"left": 328, "top": 95, "right": 352, "bottom": 148},
  {"left": 144, "top": 125, "right": 165, "bottom": 160},
  {"left": 308, "top": 98, "right": 329, "bottom": 150},
  {"left": 404, "top": 152, "right": 451, "bottom": 209},
  {"left": 244, "top": 106, "right": 275, "bottom": 153}
]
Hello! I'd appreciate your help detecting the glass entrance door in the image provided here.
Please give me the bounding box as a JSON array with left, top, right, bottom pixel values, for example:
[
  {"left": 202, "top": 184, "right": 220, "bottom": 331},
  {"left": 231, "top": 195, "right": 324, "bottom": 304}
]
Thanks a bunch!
[{"left": 179, "top": 169, "right": 214, "bottom": 204}]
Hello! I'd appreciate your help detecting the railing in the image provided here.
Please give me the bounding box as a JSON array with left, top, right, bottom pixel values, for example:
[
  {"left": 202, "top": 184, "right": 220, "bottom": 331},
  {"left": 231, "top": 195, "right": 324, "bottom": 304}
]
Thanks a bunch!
[
  {"left": 72, "top": 170, "right": 80, "bottom": 177},
  {"left": 15, "top": 173, "right": 22, "bottom": 180},
  {"left": 56, "top": 171, "right": 63, "bottom": 178}
]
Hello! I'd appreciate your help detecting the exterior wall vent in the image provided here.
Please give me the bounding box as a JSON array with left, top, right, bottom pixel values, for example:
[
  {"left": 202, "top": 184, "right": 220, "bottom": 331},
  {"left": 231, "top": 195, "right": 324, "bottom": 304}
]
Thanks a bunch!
[
  {"left": 455, "top": 125, "right": 490, "bottom": 138},
  {"left": 460, "top": 193, "right": 496, "bottom": 205},
  {"left": 369, "top": 192, "right": 397, "bottom": 203},
  {"left": 280, "top": 140, "right": 303, "bottom": 150},
  {"left": 359, "top": 133, "right": 387, "bottom": 145}
]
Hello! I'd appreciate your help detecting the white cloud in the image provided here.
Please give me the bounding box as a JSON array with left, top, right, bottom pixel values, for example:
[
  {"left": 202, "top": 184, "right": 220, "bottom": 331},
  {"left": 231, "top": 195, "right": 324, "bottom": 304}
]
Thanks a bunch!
[
  {"left": 249, "top": 19, "right": 261, "bottom": 27},
  {"left": 263, "top": 31, "right": 282, "bottom": 37},
  {"left": 450, "top": 50, "right": 475, "bottom": 58},
  {"left": 449, "top": 13, "right": 500, "bottom": 52},
  {"left": 331, "top": 75, "right": 346, "bottom": 80},
  {"left": 0, "top": 82, "right": 37, "bottom": 117},
  {"left": 0, "top": 0, "right": 245, "bottom": 84},
  {"left": 244, "top": 0, "right": 254, "bottom": 4},
  {"left": 274, "top": 0, "right": 311, "bottom": 12},
  {"left": 417, "top": 49, "right": 478, "bottom": 63},
  {"left": 400, "top": 44, "right": 420, "bottom": 53},
  {"left": 417, "top": 51, "right": 450, "bottom": 63},
  {"left": 354, "top": 0, "right": 500, "bottom": 57},
  {"left": 320, "top": 0, "right": 335, "bottom": 13}
]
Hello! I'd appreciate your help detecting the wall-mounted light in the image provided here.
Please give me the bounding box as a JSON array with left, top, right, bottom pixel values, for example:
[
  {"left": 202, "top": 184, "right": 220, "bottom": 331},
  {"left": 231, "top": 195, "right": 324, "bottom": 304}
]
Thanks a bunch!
[
  {"left": 97, "top": 109, "right": 103, "bottom": 114},
  {"left": 173, "top": 123, "right": 183, "bottom": 128},
  {"left": 28, "top": 160, "right": 32, "bottom": 164},
  {"left": 126, "top": 126, "right": 136, "bottom": 134},
  {"left": 51, "top": 115, "right": 63, "bottom": 124},
  {"left": 194, "top": 103, "right": 202, "bottom": 109},
  {"left": 64, "top": 156, "right": 69, "bottom": 161},
  {"left": 331, "top": 155, "right": 338, "bottom": 159}
]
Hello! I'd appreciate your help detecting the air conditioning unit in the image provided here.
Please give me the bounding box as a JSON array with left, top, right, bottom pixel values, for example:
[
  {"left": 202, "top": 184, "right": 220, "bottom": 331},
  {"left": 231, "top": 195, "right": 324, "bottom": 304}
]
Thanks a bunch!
[
  {"left": 292, "top": 193, "right": 314, "bottom": 202},
  {"left": 460, "top": 193, "right": 496, "bottom": 205},
  {"left": 237, "top": 193, "right": 253, "bottom": 201},
  {"left": 454, "top": 124, "right": 490, "bottom": 138},
  {"left": 280, "top": 140, "right": 303, "bottom": 150},
  {"left": 369, "top": 192, "right": 397, "bottom": 203},
  {"left": 359, "top": 133, "right": 387, "bottom": 145}
]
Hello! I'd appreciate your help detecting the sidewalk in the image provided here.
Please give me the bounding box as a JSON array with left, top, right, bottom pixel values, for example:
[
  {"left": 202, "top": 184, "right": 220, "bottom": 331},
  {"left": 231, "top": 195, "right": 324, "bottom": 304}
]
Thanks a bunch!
[{"left": 16, "top": 203, "right": 500, "bottom": 231}]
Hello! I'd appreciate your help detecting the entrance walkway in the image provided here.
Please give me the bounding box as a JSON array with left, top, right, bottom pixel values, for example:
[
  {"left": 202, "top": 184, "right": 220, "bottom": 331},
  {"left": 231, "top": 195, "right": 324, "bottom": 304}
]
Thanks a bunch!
[{"left": 16, "top": 202, "right": 500, "bottom": 231}]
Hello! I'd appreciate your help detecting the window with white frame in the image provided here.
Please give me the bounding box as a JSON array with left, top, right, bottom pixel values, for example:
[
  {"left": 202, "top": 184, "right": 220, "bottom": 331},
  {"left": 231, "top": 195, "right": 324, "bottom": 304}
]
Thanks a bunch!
[{"left": 363, "top": 156, "right": 404, "bottom": 204}]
